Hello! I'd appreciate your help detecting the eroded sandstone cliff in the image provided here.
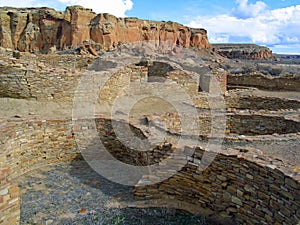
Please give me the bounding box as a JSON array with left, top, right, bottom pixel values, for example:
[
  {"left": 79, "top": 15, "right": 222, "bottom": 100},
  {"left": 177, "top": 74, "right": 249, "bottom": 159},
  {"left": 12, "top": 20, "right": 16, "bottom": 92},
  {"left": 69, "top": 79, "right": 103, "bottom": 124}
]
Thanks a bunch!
[
  {"left": 0, "top": 5, "right": 211, "bottom": 53},
  {"left": 213, "top": 44, "right": 274, "bottom": 59},
  {"left": 213, "top": 44, "right": 274, "bottom": 60}
]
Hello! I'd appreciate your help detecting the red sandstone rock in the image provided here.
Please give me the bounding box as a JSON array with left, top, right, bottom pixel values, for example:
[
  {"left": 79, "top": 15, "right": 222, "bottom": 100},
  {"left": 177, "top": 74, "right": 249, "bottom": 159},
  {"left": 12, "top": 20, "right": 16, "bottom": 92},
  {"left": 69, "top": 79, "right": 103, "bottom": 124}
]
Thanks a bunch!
[
  {"left": 190, "top": 29, "right": 211, "bottom": 49},
  {"left": 0, "top": 6, "right": 211, "bottom": 54},
  {"left": 87, "top": 46, "right": 98, "bottom": 56},
  {"left": 78, "top": 208, "right": 87, "bottom": 214}
]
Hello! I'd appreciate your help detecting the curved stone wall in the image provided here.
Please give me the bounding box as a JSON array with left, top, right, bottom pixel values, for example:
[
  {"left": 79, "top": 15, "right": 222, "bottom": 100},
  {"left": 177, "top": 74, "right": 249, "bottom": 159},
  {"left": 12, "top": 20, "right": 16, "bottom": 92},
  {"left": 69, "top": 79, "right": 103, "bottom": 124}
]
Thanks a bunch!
[
  {"left": 0, "top": 118, "right": 79, "bottom": 224},
  {"left": 1, "top": 118, "right": 299, "bottom": 224},
  {"left": 134, "top": 147, "right": 300, "bottom": 224}
]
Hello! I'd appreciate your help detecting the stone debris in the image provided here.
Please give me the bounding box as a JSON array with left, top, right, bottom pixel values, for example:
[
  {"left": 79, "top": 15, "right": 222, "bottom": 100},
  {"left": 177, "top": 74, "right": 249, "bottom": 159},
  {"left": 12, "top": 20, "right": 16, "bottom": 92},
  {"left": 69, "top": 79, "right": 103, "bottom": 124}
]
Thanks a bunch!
[
  {"left": 13, "top": 50, "right": 21, "bottom": 59},
  {"left": 14, "top": 114, "right": 23, "bottom": 118},
  {"left": 78, "top": 208, "right": 87, "bottom": 214}
]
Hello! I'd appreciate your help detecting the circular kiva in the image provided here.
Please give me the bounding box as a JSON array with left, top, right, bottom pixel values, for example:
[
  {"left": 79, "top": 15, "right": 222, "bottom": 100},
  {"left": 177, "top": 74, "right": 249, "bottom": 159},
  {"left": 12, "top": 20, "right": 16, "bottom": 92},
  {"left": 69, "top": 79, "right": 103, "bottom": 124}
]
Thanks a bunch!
[{"left": 72, "top": 41, "right": 226, "bottom": 186}]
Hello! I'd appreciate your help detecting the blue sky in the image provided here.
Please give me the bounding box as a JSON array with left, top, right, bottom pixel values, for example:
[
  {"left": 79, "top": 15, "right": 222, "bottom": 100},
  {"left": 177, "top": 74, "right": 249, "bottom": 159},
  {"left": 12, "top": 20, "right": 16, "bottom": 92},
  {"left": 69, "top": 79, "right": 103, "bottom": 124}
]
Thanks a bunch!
[{"left": 1, "top": 0, "right": 300, "bottom": 54}]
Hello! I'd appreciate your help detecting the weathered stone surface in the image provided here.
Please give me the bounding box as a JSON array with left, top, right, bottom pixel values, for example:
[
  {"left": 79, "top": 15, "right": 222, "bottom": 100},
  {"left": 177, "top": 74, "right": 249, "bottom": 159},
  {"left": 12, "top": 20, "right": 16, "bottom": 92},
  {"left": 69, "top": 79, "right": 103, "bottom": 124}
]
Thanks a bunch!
[
  {"left": 227, "top": 72, "right": 300, "bottom": 91},
  {"left": 134, "top": 146, "right": 300, "bottom": 225},
  {"left": 0, "top": 6, "right": 211, "bottom": 53},
  {"left": 213, "top": 44, "right": 273, "bottom": 60}
]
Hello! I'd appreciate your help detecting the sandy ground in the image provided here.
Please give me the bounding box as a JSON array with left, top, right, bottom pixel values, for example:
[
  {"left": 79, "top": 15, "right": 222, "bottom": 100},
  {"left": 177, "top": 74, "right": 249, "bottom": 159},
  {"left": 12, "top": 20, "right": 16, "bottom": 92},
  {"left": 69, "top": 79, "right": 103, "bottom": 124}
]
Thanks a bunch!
[{"left": 0, "top": 98, "right": 73, "bottom": 119}]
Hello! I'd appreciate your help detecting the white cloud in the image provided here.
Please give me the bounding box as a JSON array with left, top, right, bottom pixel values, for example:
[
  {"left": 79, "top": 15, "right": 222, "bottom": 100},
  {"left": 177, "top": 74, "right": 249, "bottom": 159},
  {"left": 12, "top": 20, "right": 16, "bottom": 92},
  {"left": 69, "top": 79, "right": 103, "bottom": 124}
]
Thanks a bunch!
[
  {"left": 271, "top": 44, "right": 300, "bottom": 54},
  {"left": 57, "top": 0, "right": 133, "bottom": 17},
  {"left": 232, "top": 0, "right": 268, "bottom": 18},
  {"left": 187, "top": 2, "right": 300, "bottom": 53},
  {"left": 0, "top": 0, "right": 36, "bottom": 8},
  {"left": 0, "top": 0, "right": 134, "bottom": 17}
]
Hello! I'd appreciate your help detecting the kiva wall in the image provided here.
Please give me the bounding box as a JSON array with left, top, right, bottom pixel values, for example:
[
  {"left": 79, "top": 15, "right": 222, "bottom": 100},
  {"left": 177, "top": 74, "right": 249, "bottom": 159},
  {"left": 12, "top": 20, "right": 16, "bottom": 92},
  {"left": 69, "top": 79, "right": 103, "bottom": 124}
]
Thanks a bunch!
[
  {"left": 134, "top": 146, "right": 300, "bottom": 225},
  {"left": 0, "top": 119, "right": 79, "bottom": 224},
  {"left": 1, "top": 118, "right": 299, "bottom": 225}
]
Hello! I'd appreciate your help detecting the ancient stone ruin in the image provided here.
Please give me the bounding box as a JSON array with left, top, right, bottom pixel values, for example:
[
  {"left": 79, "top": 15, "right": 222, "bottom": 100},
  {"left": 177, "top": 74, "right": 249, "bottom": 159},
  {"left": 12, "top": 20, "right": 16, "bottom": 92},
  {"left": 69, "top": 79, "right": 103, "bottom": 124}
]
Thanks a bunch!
[{"left": 0, "top": 6, "right": 299, "bottom": 225}]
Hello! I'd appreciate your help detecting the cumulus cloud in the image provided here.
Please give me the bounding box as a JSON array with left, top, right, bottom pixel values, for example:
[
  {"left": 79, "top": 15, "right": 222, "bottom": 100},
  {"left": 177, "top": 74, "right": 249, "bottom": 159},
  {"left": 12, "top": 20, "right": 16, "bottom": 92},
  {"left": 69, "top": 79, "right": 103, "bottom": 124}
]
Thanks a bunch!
[
  {"left": 232, "top": 0, "right": 268, "bottom": 18},
  {"left": 187, "top": 1, "right": 300, "bottom": 53},
  {"left": 58, "top": 0, "right": 133, "bottom": 17}
]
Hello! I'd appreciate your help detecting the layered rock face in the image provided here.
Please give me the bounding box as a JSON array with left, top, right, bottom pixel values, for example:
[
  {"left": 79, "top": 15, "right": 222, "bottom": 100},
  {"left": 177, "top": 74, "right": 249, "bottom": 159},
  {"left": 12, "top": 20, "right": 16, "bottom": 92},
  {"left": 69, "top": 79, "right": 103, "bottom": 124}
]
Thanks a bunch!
[
  {"left": 213, "top": 44, "right": 273, "bottom": 59},
  {"left": 0, "top": 5, "right": 211, "bottom": 53}
]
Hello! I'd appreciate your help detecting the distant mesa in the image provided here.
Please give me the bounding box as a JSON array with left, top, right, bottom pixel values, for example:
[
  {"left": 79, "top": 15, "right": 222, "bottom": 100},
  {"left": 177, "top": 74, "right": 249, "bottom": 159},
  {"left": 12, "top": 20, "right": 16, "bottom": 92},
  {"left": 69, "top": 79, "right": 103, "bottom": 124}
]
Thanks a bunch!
[{"left": 213, "top": 43, "right": 274, "bottom": 60}]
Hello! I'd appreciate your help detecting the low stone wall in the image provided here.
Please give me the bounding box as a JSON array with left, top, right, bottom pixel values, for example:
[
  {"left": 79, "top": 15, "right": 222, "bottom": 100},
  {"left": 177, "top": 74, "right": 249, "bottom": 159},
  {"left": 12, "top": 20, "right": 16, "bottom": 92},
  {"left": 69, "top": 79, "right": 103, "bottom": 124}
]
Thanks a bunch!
[
  {"left": 228, "top": 73, "right": 300, "bottom": 91},
  {"left": 0, "top": 58, "right": 145, "bottom": 101},
  {"left": 95, "top": 118, "right": 175, "bottom": 166},
  {"left": 134, "top": 147, "right": 300, "bottom": 224},
  {"left": 0, "top": 117, "right": 172, "bottom": 224},
  {"left": 227, "top": 114, "right": 300, "bottom": 135},
  {"left": 146, "top": 112, "right": 300, "bottom": 137},
  {"left": 226, "top": 96, "right": 300, "bottom": 110}
]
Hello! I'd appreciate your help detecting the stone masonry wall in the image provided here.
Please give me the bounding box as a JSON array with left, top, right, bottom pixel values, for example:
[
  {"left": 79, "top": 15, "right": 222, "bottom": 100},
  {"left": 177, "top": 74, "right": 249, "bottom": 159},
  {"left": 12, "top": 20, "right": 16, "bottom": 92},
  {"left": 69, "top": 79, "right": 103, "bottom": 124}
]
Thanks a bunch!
[
  {"left": 146, "top": 112, "right": 300, "bottom": 137},
  {"left": 0, "top": 118, "right": 79, "bottom": 224},
  {"left": 0, "top": 55, "right": 227, "bottom": 102},
  {"left": 227, "top": 114, "right": 300, "bottom": 136},
  {"left": 134, "top": 147, "right": 300, "bottom": 225},
  {"left": 0, "top": 117, "right": 175, "bottom": 224},
  {"left": 226, "top": 96, "right": 300, "bottom": 111},
  {"left": 1, "top": 117, "right": 300, "bottom": 224},
  {"left": 0, "top": 56, "right": 81, "bottom": 100},
  {"left": 228, "top": 73, "right": 300, "bottom": 91}
]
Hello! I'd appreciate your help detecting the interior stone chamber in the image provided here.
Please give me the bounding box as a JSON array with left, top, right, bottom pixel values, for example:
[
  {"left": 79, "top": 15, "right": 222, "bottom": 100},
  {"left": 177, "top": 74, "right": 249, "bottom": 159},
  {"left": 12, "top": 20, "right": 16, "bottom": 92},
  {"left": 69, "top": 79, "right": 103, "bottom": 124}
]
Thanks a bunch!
[
  {"left": 0, "top": 56, "right": 300, "bottom": 224},
  {"left": 1, "top": 117, "right": 300, "bottom": 224}
]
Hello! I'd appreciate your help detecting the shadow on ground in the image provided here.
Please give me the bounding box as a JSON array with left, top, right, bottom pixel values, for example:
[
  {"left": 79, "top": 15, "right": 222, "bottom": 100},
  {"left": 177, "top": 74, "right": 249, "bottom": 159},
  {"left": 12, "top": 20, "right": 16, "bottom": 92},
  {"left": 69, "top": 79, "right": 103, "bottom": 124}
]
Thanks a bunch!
[{"left": 18, "top": 155, "right": 210, "bottom": 225}]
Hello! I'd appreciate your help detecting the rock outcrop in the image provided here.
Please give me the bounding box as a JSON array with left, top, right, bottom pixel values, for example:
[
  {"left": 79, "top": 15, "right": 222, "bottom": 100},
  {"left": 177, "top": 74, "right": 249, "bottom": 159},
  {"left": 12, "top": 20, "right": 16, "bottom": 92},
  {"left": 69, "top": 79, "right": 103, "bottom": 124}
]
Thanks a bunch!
[
  {"left": 0, "top": 5, "right": 211, "bottom": 53},
  {"left": 213, "top": 44, "right": 273, "bottom": 59}
]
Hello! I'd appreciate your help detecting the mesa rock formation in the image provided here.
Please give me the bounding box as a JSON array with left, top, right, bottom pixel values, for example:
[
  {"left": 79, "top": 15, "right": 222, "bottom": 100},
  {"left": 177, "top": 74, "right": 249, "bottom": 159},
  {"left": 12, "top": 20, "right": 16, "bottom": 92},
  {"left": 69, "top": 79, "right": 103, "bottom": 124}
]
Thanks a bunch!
[
  {"left": 0, "top": 5, "right": 211, "bottom": 53},
  {"left": 213, "top": 44, "right": 274, "bottom": 59}
]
